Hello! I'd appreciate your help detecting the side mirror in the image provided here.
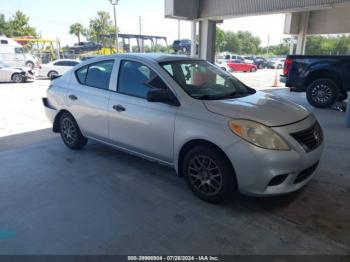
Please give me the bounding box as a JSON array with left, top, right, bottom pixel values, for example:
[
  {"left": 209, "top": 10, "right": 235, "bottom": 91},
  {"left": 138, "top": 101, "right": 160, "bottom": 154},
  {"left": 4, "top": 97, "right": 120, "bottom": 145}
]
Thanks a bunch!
[{"left": 147, "top": 88, "right": 180, "bottom": 107}]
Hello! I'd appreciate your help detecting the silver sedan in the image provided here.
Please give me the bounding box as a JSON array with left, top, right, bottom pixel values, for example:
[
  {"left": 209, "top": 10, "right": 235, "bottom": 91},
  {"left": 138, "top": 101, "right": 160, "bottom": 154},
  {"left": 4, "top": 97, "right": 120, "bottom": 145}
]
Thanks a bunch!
[{"left": 43, "top": 53, "right": 324, "bottom": 203}]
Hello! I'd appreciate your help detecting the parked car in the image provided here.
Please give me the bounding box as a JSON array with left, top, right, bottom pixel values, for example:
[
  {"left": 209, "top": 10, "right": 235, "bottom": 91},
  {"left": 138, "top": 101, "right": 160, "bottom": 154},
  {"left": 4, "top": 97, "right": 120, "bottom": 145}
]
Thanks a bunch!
[
  {"left": 231, "top": 55, "right": 254, "bottom": 64},
  {"left": 0, "top": 36, "right": 26, "bottom": 68},
  {"left": 221, "top": 54, "right": 254, "bottom": 64},
  {"left": 39, "top": 59, "right": 80, "bottom": 79},
  {"left": 172, "top": 39, "right": 192, "bottom": 53},
  {"left": 281, "top": 55, "right": 350, "bottom": 108},
  {"left": 43, "top": 54, "right": 324, "bottom": 203},
  {"left": 268, "top": 58, "right": 285, "bottom": 69},
  {"left": 71, "top": 42, "right": 103, "bottom": 54},
  {"left": 244, "top": 56, "right": 268, "bottom": 69},
  {"left": 227, "top": 59, "right": 257, "bottom": 72},
  {"left": 0, "top": 63, "right": 35, "bottom": 83},
  {"left": 215, "top": 60, "right": 230, "bottom": 71}
]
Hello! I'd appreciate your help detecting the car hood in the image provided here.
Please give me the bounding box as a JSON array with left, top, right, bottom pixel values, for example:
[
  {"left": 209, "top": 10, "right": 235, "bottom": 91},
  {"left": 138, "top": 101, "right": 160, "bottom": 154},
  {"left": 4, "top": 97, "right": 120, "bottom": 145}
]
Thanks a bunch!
[
  {"left": 203, "top": 91, "right": 309, "bottom": 127},
  {"left": 0, "top": 67, "right": 24, "bottom": 73}
]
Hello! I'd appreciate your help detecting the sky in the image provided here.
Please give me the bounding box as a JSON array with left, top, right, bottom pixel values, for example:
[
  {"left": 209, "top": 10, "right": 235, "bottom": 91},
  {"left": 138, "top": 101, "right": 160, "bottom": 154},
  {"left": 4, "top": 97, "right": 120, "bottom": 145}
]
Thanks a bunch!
[{"left": 1, "top": 0, "right": 286, "bottom": 47}]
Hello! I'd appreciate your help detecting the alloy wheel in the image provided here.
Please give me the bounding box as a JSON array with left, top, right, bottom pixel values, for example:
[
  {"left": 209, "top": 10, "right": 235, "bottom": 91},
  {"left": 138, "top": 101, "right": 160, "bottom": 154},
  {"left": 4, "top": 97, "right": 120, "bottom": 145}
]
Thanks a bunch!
[
  {"left": 13, "top": 74, "right": 23, "bottom": 83},
  {"left": 61, "top": 117, "right": 77, "bottom": 146},
  {"left": 311, "top": 84, "right": 333, "bottom": 105},
  {"left": 188, "top": 155, "right": 223, "bottom": 196}
]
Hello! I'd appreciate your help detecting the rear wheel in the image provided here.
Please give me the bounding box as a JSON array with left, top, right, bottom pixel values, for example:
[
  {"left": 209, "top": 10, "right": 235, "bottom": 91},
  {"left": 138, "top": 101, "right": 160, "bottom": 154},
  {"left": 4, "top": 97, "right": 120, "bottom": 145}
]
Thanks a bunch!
[
  {"left": 48, "top": 71, "right": 59, "bottom": 79},
  {"left": 59, "top": 112, "right": 88, "bottom": 150},
  {"left": 12, "top": 73, "right": 24, "bottom": 83},
  {"left": 306, "top": 78, "right": 339, "bottom": 108},
  {"left": 183, "top": 145, "right": 236, "bottom": 203}
]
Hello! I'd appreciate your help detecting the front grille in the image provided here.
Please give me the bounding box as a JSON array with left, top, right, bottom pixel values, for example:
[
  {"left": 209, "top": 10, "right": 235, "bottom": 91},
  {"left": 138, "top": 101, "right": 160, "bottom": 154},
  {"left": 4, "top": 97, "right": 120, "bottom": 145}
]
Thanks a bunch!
[
  {"left": 291, "top": 122, "right": 323, "bottom": 152},
  {"left": 294, "top": 161, "right": 319, "bottom": 184}
]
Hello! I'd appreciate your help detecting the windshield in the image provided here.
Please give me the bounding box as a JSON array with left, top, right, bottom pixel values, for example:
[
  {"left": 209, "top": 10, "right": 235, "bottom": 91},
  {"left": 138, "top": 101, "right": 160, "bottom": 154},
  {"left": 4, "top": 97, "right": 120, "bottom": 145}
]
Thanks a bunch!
[{"left": 160, "top": 60, "right": 255, "bottom": 100}]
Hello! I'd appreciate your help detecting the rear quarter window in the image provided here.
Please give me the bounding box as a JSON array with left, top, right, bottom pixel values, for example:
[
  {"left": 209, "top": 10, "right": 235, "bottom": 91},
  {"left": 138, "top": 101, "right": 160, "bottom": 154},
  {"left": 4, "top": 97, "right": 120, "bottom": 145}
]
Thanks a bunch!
[{"left": 76, "top": 66, "right": 88, "bottom": 84}]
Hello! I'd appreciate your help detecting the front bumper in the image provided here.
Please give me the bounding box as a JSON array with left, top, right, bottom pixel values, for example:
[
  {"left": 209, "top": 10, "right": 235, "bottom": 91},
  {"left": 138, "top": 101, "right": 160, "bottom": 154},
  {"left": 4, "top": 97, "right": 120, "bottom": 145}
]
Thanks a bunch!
[
  {"left": 224, "top": 115, "right": 324, "bottom": 196},
  {"left": 24, "top": 70, "right": 36, "bottom": 81}
]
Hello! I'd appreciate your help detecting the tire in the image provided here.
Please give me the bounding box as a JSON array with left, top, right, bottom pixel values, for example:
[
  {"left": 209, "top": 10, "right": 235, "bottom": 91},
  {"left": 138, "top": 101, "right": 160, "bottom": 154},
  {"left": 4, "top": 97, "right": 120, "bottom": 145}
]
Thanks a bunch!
[
  {"left": 277, "top": 64, "right": 283, "bottom": 69},
  {"left": 48, "top": 71, "right": 59, "bottom": 79},
  {"left": 250, "top": 67, "right": 257, "bottom": 72},
  {"left": 258, "top": 64, "right": 263, "bottom": 69},
  {"left": 26, "top": 61, "right": 35, "bottom": 70},
  {"left": 183, "top": 145, "right": 236, "bottom": 203},
  {"left": 220, "top": 67, "right": 227, "bottom": 71},
  {"left": 59, "top": 112, "right": 88, "bottom": 150},
  {"left": 12, "top": 73, "right": 24, "bottom": 83},
  {"left": 306, "top": 78, "right": 339, "bottom": 108}
]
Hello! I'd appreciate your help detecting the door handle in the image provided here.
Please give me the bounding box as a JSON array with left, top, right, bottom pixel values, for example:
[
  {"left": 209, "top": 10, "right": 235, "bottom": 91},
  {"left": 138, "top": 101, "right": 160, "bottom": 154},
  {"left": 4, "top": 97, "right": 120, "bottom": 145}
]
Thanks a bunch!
[
  {"left": 68, "top": 94, "right": 78, "bottom": 101},
  {"left": 113, "top": 105, "right": 126, "bottom": 112}
]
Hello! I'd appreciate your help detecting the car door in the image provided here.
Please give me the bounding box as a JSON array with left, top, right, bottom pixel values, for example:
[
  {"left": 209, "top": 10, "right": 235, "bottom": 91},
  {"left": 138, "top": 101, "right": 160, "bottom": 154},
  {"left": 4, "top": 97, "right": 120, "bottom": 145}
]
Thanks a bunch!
[
  {"left": 67, "top": 59, "right": 115, "bottom": 140},
  {"left": 108, "top": 59, "right": 177, "bottom": 164},
  {"left": 0, "top": 67, "right": 7, "bottom": 81},
  {"left": 233, "top": 60, "right": 244, "bottom": 71}
]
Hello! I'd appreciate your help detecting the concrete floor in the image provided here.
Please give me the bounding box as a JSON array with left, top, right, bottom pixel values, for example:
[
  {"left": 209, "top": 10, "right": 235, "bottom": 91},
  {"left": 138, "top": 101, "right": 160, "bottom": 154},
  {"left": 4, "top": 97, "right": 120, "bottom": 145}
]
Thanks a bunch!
[{"left": 0, "top": 77, "right": 349, "bottom": 255}]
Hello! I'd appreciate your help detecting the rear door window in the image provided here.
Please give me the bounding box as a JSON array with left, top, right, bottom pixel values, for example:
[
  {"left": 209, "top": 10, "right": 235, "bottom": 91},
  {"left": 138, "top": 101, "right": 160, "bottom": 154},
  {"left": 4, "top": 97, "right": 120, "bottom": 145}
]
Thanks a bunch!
[{"left": 76, "top": 60, "right": 114, "bottom": 90}]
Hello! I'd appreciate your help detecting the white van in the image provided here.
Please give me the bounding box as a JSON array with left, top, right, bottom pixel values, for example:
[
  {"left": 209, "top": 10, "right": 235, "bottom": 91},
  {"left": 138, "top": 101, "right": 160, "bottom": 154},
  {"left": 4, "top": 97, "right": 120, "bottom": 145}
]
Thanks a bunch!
[{"left": 0, "top": 36, "right": 38, "bottom": 69}]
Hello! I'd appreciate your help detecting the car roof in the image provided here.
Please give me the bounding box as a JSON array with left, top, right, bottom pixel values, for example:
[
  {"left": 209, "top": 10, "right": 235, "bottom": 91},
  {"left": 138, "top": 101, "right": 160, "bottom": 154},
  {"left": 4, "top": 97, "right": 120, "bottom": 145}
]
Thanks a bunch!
[
  {"left": 82, "top": 53, "right": 201, "bottom": 64},
  {"left": 52, "top": 59, "right": 79, "bottom": 63}
]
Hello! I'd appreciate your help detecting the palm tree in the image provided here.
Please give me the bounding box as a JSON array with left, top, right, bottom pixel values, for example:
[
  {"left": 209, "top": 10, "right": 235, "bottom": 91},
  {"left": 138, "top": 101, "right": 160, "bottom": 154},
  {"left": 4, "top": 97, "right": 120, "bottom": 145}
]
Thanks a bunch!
[{"left": 69, "top": 23, "right": 85, "bottom": 43}]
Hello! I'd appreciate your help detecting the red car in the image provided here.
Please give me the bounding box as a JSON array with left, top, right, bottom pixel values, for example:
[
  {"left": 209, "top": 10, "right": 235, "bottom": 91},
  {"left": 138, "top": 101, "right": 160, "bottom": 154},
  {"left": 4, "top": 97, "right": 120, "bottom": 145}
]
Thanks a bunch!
[{"left": 227, "top": 60, "right": 257, "bottom": 72}]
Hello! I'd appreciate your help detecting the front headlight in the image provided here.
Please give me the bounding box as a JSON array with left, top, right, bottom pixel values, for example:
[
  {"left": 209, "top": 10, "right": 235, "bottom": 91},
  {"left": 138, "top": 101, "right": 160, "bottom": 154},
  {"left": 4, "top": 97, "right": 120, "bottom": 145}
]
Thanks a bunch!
[{"left": 229, "top": 120, "right": 290, "bottom": 151}]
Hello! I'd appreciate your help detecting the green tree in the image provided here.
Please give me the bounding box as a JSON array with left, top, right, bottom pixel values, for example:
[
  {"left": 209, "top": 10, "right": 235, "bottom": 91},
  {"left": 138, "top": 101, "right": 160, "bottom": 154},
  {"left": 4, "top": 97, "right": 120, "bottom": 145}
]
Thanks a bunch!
[
  {"left": 7, "top": 10, "right": 37, "bottom": 37},
  {"left": 0, "top": 14, "right": 9, "bottom": 35},
  {"left": 221, "top": 31, "right": 241, "bottom": 53},
  {"left": 237, "top": 31, "right": 261, "bottom": 54},
  {"left": 88, "top": 11, "right": 118, "bottom": 44},
  {"left": 69, "top": 23, "right": 86, "bottom": 43},
  {"left": 305, "top": 35, "right": 350, "bottom": 55},
  {"left": 215, "top": 27, "right": 225, "bottom": 52}
]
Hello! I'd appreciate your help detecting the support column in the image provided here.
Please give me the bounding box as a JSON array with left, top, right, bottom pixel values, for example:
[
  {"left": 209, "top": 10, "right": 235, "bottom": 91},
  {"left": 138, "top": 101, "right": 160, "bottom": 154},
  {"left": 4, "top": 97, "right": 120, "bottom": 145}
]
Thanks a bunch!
[
  {"left": 199, "top": 20, "right": 216, "bottom": 63},
  {"left": 296, "top": 12, "right": 310, "bottom": 55},
  {"left": 191, "top": 21, "right": 197, "bottom": 57},
  {"left": 289, "top": 36, "right": 295, "bottom": 55}
]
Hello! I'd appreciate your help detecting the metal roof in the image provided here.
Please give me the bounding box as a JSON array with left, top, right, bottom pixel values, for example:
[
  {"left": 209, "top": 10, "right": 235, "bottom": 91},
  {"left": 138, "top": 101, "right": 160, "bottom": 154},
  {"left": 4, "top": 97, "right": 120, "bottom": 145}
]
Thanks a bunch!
[{"left": 165, "top": 0, "right": 350, "bottom": 20}]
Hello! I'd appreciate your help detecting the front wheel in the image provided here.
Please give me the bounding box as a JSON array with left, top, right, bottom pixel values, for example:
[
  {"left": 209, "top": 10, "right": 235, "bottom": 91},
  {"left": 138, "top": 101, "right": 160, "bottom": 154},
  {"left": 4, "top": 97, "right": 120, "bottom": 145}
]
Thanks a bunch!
[
  {"left": 183, "top": 145, "right": 236, "bottom": 203},
  {"left": 12, "top": 73, "right": 24, "bottom": 83},
  {"left": 59, "top": 112, "right": 88, "bottom": 150},
  {"left": 306, "top": 78, "right": 339, "bottom": 108}
]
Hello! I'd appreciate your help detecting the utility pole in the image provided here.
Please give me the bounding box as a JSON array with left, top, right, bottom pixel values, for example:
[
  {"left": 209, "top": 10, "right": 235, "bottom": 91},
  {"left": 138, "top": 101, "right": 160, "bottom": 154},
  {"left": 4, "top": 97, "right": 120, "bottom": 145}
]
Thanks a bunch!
[
  {"left": 109, "top": 0, "right": 119, "bottom": 53},
  {"left": 139, "top": 16, "right": 142, "bottom": 36},
  {"left": 139, "top": 16, "right": 144, "bottom": 52},
  {"left": 266, "top": 34, "right": 270, "bottom": 54},
  {"left": 178, "top": 19, "right": 181, "bottom": 40}
]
